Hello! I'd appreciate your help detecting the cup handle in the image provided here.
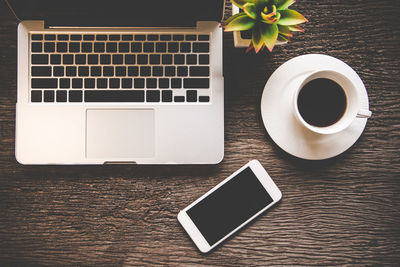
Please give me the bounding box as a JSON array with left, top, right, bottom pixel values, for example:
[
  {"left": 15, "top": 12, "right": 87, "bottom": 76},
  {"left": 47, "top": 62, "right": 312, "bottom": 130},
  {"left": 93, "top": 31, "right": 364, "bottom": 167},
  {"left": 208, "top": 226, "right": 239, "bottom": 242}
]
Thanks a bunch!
[{"left": 356, "top": 109, "right": 372, "bottom": 118}]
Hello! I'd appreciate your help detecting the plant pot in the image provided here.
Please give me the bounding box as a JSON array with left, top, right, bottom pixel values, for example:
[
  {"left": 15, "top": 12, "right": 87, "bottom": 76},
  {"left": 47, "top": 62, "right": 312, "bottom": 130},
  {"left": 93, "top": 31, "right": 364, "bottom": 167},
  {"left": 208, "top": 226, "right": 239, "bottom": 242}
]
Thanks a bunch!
[{"left": 231, "top": 5, "right": 287, "bottom": 48}]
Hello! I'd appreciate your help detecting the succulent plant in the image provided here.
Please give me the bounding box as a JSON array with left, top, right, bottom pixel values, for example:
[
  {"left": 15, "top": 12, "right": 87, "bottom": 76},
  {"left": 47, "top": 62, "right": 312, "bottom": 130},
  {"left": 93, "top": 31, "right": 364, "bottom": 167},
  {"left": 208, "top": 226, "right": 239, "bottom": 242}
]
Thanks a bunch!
[{"left": 224, "top": 0, "right": 308, "bottom": 53}]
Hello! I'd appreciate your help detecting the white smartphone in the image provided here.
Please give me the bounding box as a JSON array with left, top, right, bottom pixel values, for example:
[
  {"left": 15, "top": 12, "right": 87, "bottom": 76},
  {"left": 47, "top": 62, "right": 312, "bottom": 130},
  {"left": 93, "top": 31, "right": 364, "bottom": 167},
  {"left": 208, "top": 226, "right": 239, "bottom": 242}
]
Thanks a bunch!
[{"left": 178, "top": 160, "right": 282, "bottom": 253}]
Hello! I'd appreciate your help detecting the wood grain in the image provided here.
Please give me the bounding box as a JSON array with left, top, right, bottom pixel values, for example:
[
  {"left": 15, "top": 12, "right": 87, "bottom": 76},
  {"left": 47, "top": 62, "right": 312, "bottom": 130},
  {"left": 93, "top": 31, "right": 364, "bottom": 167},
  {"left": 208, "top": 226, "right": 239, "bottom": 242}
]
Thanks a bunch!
[{"left": 0, "top": 0, "right": 400, "bottom": 265}]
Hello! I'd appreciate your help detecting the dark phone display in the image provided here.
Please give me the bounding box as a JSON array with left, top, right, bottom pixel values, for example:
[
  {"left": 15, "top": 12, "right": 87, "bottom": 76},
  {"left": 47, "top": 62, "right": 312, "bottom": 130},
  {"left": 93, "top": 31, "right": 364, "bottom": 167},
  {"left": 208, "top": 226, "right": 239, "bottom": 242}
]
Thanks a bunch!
[{"left": 187, "top": 167, "right": 273, "bottom": 246}]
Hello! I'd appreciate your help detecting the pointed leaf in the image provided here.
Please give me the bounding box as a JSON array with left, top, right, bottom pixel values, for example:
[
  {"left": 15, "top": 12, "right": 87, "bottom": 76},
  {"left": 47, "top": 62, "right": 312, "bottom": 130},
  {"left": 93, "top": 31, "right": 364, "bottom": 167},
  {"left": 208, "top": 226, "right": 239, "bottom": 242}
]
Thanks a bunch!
[
  {"left": 277, "top": 25, "right": 293, "bottom": 37},
  {"left": 242, "top": 3, "right": 258, "bottom": 20},
  {"left": 224, "top": 14, "right": 256, "bottom": 32},
  {"left": 287, "top": 24, "right": 304, "bottom": 32},
  {"left": 275, "top": 0, "right": 296, "bottom": 10},
  {"left": 231, "top": 0, "right": 252, "bottom": 8},
  {"left": 260, "top": 23, "right": 279, "bottom": 52},
  {"left": 277, "top": 9, "right": 308, "bottom": 25},
  {"left": 278, "top": 33, "right": 290, "bottom": 42},
  {"left": 223, "top": 12, "right": 246, "bottom": 26},
  {"left": 252, "top": 26, "right": 264, "bottom": 53}
]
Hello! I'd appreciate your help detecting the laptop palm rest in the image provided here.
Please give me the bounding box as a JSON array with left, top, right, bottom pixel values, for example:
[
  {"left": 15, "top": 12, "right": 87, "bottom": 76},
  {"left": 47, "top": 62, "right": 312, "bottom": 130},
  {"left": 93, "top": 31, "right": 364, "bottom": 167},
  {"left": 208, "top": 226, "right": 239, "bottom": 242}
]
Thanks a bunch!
[{"left": 86, "top": 109, "right": 155, "bottom": 160}]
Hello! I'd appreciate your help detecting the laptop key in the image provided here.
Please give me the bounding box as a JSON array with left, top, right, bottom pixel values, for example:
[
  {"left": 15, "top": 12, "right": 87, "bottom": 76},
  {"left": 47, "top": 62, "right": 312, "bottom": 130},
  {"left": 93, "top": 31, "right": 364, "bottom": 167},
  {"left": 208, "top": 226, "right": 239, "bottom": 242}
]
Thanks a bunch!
[
  {"left": 94, "top": 42, "right": 105, "bottom": 53},
  {"left": 91, "top": 66, "right": 101, "bottom": 76},
  {"left": 56, "top": 90, "right": 67, "bottom": 102},
  {"left": 78, "top": 66, "right": 89, "bottom": 77},
  {"left": 199, "top": 96, "right": 210, "bottom": 102},
  {"left": 69, "top": 90, "right": 83, "bottom": 102},
  {"left": 53, "top": 66, "right": 64, "bottom": 76},
  {"left": 168, "top": 42, "right": 179, "bottom": 53},
  {"left": 162, "top": 54, "right": 172, "bottom": 65},
  {"left": 31, "top": 42, "right": 42, "bottom": 52},
  {"left": 177, "top": 66, "right": 188, "bottom": 77},
  {"left": 63, "top": 54, "right": 73, "bottom": 64},
  {"left": 198, "top": 35, "right": 209, "bottom": 41},
  {"left": 122, "top": 35, "right": 133, "bottom": 41},
  {"left": 75, "top": 54, "right": 86, "bottom": 65},
  {"left": 134, "top": 78, "right": 145, "bottom": 88},
  {"left": 103, "top": 66, "right": 114, "bottom": 77},
  {"left": 137, "top": 55, "right": 148, "bottom": 65},
  {"left": 146, "top": 90, "right": 160, "bottom": 102},
  {"left": 156, "top": 43, "right": 166, "bottom": 53},
  {"left": 66, "top": 66, "right": 77, "bottom": 76},
  {"left": 162, "top": 90, "right": 173, "bottom": 102},
  {"left": 85, "top": 90, "right": 145, "bottom": 102},
  {"left": 112, "top": 54, "right": 123, "bottom": 65},
  {"left": 100, "top": 54, "right": 111, "bottom": 64},
  {"left": 96, "top": 35, "right": 107, "bottom": 41},
  {"left": 32, "top": 54, "right": 48, "bottom": 64},
  {"left": 186, "top": 55, "right": 197, "bottom": 65},
  {"left": 116, "top": 66, "right": 126, "bottom": 77},
  {"left": 125, "top": 55, "right": 135, "bottom": 65},
  {"left": 193, "top": 42, "right": 209, "bottom": 53},
  {"left": 31, "top": 34, "right": 43, "bottom": 41},
  {"left": 84, "top": 78, "right": 95, "bottom": 89},
  {"left": 159, "top": 78, "right": 169, "bottom": 88},
  {"left": 69, "top": 42, "right": 80, "bottom": 53},
  {"left": 83, "top": 34, "right": 95, "bottom": 41},
  {"left": 173, "top": 34, "right": 184, "bottom": 41},
  {"left": 109, "top": 78, "right": 120, "bottom": 88},
  {"left": 60, "top": 78, "right": 70, "bottom": 88},
  {"left": 186, "top": 90, "right": 197, "bottom": 102},
  {"left": 45, "top": 34, "right": 56, "bottom": 41},
  {"left": 160, "top": 34, "right": 171, "bottom": 41},
  {"left": 135, "top": 35, "right": 146, "bottom": 41},
  {"left": 174, "top": 54, "right": 185, "bottom": 65},
  {"left": 72, "top": 78, "right": 83, "bottom": 88},
  {"left": 109, "top": 34, "right": 120, "bottom": 41},
  {"left": 131, "top": 43, "right": 142, "bottom": 52},
  {"left": 147, "top": 35, "right": 158, "bottom": 41},
  {"left": 106, "top": 42, "right": 118, "bottom": 53},
  {"left": 184, "top": 78, "right": 209, "bottom": 89},
  {"left": 150, "top": 54, "right": 160, "bottom": 65},
  {"left": 152, "top": 66, "right": 163, "bottom": 77},
  {"left": 57, "top": 42, "right": 68, "bottom": 52},
  {"left": 31, "top": 78, "right": 57, "bottom": 89},
  {"left": 174, "top": 96, "right": 185, "bottom": 102},
  {"left": 186, "top": 35, "right": 197, "bottom": 41},
  {"left": 32, "top": 66, "right": 51, "bottom": 76},
  {"left": 144, "top": 42, "right": 154, "bottom": 53},
  {"left": 122, "top": 78, "right": 133, "bottom": 88},
  {"left": 82, "top": 42, "right": 92, "bottom": 52},
  {"left": 140, "top": 66, "right": 151, "bottom": 76},
  {"left": 44, "top": 90, "right": 55, "bottom": 102},
  {"left": 119, "top": 42, "right": 130, "bottom": 53},
  {"left": 70, "top": 34, "right": 82, "bottom": 41},
  {"left": 88, "top": 54, "right": 99, "bottom": 65},
  {"left": 128, "top": 66, "right": 139, "bottom": 76},
  {"left": 146, "top": 78, "right": 157, "bottom": 88},
  {"left": 50, "top": 54, "right": 61, "bottom": 65},
  {"left": 171, "top": 78, "right": 182, "bottom": 88},
  {"left": 44, "top": 42, "right": 55, "bottom": 52},
  {"left": 57, "top": 34, "right": 69, "bottom": 41},
  {"left": 190, "top": 66, "right": 209, "bottom": 77},
  {"left": 31, "top": 90, "right": 42, "bottom": 102},
  {"left": 180, "top": 42, "right": 191, "bottom": 53},
  {"left": 165, "top": 66, "right": 175, "bottom": 76},
  {"left": 199, "top": 55, "right": 209, "bottom": 65},
  {"left": 97, "top": 78, "right": 107, "bottom": 88}
]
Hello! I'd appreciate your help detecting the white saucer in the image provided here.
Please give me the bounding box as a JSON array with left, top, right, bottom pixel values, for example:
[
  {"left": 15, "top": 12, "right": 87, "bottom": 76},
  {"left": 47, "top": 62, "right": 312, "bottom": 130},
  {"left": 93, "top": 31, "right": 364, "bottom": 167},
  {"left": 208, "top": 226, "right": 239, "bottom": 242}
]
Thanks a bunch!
[{"left": 261, "top": 54, "right": 370, "bottom": 160}]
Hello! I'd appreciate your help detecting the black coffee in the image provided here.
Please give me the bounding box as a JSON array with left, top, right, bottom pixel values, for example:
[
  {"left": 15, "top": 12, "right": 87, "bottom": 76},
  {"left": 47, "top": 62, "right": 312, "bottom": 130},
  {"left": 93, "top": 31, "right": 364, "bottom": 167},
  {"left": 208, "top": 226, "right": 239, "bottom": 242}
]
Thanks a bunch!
[{"left": 297, "top": 78, "right": 347, "bottom": 127}]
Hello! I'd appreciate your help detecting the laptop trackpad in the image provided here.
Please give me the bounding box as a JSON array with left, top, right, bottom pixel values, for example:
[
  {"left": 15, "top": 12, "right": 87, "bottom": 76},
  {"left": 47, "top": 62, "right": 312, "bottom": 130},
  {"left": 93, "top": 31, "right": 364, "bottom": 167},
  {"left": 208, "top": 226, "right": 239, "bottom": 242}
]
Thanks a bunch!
[{"left": 86, "top": 109, "right": 155, "bottom": 159}]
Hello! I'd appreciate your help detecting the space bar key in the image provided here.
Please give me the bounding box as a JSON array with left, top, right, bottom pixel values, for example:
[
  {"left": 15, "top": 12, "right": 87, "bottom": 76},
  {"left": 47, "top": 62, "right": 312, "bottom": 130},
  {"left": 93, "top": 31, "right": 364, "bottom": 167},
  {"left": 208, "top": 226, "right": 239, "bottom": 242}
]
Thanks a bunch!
[{"left": 85, "top": 90, "right": 145, "bottom": 102}]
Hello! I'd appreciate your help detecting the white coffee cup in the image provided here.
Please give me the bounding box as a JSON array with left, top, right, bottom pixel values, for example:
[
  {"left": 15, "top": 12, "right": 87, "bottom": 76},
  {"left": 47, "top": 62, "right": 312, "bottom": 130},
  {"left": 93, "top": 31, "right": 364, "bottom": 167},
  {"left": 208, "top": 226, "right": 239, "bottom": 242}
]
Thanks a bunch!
[{"left": 293, "top": 70, "right": 372, "bottom": 135}]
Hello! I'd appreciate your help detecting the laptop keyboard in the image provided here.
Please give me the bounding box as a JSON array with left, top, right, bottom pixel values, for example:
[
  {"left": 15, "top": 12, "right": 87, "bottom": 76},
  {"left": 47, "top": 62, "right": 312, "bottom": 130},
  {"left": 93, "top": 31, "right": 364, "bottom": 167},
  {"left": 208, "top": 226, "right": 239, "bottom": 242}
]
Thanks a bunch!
[{"left": 29, "top": 33, "right": 211, "bottom": 103}]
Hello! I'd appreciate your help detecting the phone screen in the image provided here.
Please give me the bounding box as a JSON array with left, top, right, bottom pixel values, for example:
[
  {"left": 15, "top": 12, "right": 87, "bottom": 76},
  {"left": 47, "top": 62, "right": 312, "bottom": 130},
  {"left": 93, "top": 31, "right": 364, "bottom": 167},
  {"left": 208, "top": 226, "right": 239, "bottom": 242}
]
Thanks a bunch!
[{"left": 187, "top": 167, "right": 273, "bottom": 246}]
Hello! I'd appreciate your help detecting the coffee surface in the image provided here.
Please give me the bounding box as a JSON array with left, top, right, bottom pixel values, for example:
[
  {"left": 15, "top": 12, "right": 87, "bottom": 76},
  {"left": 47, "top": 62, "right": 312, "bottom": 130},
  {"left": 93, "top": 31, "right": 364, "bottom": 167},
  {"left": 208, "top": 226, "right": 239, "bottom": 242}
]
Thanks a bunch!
[{"left": 297, "top": 78, "right": 347, "bottom": 127}]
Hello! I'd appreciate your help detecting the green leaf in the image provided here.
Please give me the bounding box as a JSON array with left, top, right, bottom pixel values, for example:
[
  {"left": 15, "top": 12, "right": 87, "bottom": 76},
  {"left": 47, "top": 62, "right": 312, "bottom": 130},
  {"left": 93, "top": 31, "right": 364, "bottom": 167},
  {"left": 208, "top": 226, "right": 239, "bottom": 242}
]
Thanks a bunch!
[
  {"left": 277, "top": 25, "right": 293, "bottom": 37},
  {"left": 275, "top": 0, "right": 296, "bottom": 10},
  {"left": 231, "top": 0, "right": 252, "bottom": 8},
  {"left": 223, "top": 12, "right": 246, "bottom": 26},
  {"left": 242, "top": 3, "right": 258, "bottom": 20},
  {"left": 252, "top": 25, "right": 264, "bottom": 53},
  {"left": 277, "top": 9, "right": 307, "bottom": 25},
  {"left": 287, "top": 24, "right": 304, "bottom": 32},
  {"left": 260, "top": 23, "right": 279, "bottom": 52},
  {"left": 224, "top": 13, "right": 256, "bottom": 32}
]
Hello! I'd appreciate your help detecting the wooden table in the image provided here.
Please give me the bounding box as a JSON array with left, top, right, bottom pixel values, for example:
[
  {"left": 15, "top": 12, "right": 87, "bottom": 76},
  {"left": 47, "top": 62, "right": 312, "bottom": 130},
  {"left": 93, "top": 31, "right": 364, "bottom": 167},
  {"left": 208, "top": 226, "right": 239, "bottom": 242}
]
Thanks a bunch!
[{"left": 1, "top": 0, "right": 399, "bottom": 265}]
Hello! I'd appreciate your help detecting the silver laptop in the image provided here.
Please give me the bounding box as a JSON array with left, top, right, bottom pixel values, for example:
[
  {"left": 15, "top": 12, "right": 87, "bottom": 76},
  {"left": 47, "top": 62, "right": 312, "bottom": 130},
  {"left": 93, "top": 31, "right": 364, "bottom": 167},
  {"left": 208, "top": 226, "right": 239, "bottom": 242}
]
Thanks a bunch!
[{"left": 10, "top": 0, "right": 225, "bottom": 164}]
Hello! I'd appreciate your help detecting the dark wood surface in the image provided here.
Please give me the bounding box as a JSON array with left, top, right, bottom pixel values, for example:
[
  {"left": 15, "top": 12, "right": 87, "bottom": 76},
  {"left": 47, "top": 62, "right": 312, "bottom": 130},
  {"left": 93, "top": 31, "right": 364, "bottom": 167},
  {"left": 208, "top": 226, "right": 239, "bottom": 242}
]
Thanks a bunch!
[{"left": 1, "top": 0, "right": 399, "bottom": 265}]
